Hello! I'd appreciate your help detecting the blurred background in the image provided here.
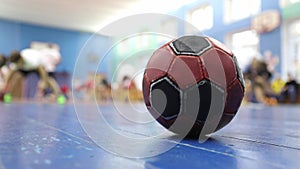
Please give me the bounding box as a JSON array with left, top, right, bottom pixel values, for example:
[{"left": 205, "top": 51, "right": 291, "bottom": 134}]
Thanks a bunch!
[{"left": 0, "top": 0, "right": 299, "bottom": 105}]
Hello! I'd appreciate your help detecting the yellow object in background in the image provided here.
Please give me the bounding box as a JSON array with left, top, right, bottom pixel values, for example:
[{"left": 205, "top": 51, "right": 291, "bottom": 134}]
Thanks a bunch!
[{"left": 271, "top": 79, "right": 285, "bottom": 94}]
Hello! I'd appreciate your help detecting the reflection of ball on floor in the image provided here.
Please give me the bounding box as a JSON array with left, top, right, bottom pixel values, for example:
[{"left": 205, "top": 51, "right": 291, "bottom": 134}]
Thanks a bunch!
[{"left": 143, "top": 35, "right": 245, "bottom": 138}]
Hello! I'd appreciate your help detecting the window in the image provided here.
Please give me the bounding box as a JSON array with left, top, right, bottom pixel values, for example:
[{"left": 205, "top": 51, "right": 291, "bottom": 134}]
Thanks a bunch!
[
  {"left": 227, "top": 30, "right": 259, "bottom": 71},
  {"left": 281, "top": 0, "right": 300, "bottom": 7},
  {"left": 187, "top": 4, "right": 213, "bottom": 32},
  {"left": 282, "top": 20, "right": 300, "bottom": 81},
  {"left": 224, "top": 0, "right": 261, "bottom": 23},
  {"left": 290, "top": 0, "right": 300, "bottom": 3}
]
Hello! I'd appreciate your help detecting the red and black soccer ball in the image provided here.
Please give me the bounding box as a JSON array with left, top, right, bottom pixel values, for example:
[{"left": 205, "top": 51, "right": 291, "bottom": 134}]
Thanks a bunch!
[{"left": 143, "top": 35, "right": 244, "bottom": 138}]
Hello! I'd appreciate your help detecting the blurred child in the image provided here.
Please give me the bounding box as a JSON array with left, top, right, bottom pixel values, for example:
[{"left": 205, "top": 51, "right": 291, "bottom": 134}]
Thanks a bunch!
[
  {"left": 6, "top": 48, "right": 62, "bottom": 100},
  {"left": 278, "top": 74, "right": 299, "bottom": 103},
  {"left": 98, "top": 77, "right": 112, "bottom": 102},
  {"left": 245, "top": 58, "right": 277, "bottom": 105}
]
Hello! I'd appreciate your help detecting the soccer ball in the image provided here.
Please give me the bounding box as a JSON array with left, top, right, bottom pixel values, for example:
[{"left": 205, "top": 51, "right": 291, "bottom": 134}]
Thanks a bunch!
[{"left": 143, "top": 35, "right": 244, "bottom": 138}]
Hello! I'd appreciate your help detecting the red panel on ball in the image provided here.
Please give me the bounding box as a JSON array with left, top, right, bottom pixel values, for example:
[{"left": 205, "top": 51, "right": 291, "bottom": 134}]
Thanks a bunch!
[
  {"left": 217, "top": 49, "right": 237, "bottom": 86},
  {"left": 168, "top": 56, "right": 203, "bottom": 89},
  {"left": 201, "top": 49, "right": 227, "bottom": 88},
  {"left": 201, "top": 48, "right": 237, "bottom": 88},
  {"left": 225, "top": 79, "right": 244, "bottom": 113},
  {"left": 145, "top": 47, "right": 175, "bottom": 83}
]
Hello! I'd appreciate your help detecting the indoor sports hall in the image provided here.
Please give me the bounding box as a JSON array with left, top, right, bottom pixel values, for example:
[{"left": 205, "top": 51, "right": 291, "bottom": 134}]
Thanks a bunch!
[{"left": 0, "top": 0, "right": 300, "bottom": 169}]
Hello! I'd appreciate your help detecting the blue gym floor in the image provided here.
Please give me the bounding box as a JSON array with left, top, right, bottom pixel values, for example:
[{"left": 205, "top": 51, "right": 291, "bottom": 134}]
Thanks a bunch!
[{"left": 0, "top": 102, "right": 299, "bottom": 169}]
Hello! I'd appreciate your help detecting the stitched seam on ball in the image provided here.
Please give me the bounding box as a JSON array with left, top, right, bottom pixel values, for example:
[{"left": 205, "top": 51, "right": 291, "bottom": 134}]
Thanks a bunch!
[
  {"left": 197, "top": 57, "right": 204, "bottom": 81},
  {"left": 199, "top": 57, "right": 208, "bottom": 81},
  {"left": 227, "top": 79, "right": 239, "bottom": 91},
  {"left": 223, "top": 113, "right": 236, "bottom": 116}
]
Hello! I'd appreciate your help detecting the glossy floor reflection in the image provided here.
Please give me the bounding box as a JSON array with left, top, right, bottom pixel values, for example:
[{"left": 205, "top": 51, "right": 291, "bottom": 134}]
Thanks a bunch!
[{"left": 0, "top": 102, "right": 299, "bottom": 169}]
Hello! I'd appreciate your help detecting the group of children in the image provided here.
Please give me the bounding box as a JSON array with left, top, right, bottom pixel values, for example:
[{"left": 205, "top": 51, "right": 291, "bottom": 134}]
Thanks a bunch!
[
  {"left": 244, "top": 57, "right": 299, "bottom": 105},
  {"left": 73, "top": 74, "right": 143, "bottom": 103},
  {"left": 0, "top": 44, "right": 66, "bottom": 102},
  {"left": 5, "top": 45, "right": 296, "bottom": 105},
  {"left": 1, "top": 45, "right": 143, "bottom": 103}
]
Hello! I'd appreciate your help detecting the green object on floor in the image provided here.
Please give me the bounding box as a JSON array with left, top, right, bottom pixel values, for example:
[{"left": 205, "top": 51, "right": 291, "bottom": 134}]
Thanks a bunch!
[
  {"left": 57, "top": 95, "right": 66, "bottom": 105},
  {"left": 4, "top": 93, "right": 12, "bottom": 103}
]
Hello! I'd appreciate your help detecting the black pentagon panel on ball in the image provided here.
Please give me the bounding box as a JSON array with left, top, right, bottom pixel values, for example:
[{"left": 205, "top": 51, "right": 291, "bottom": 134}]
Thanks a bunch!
[
  {"left": 232, "top": 55, "right": 245, "bottom": 90},
  {"left": 182, "top": 79, "right": 225, "bottom": 123},
  {"left": 150, "top": 77, "right": 181, "bottom": 120},
  {"left": 170, "top": 36, "right": 212, "bottom": 56}
]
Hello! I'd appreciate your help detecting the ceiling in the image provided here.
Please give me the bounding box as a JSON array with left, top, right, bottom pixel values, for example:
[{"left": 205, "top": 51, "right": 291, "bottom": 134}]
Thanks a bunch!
[{"left": 0, "top": 0, "right": 196, "bottom": 35}]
